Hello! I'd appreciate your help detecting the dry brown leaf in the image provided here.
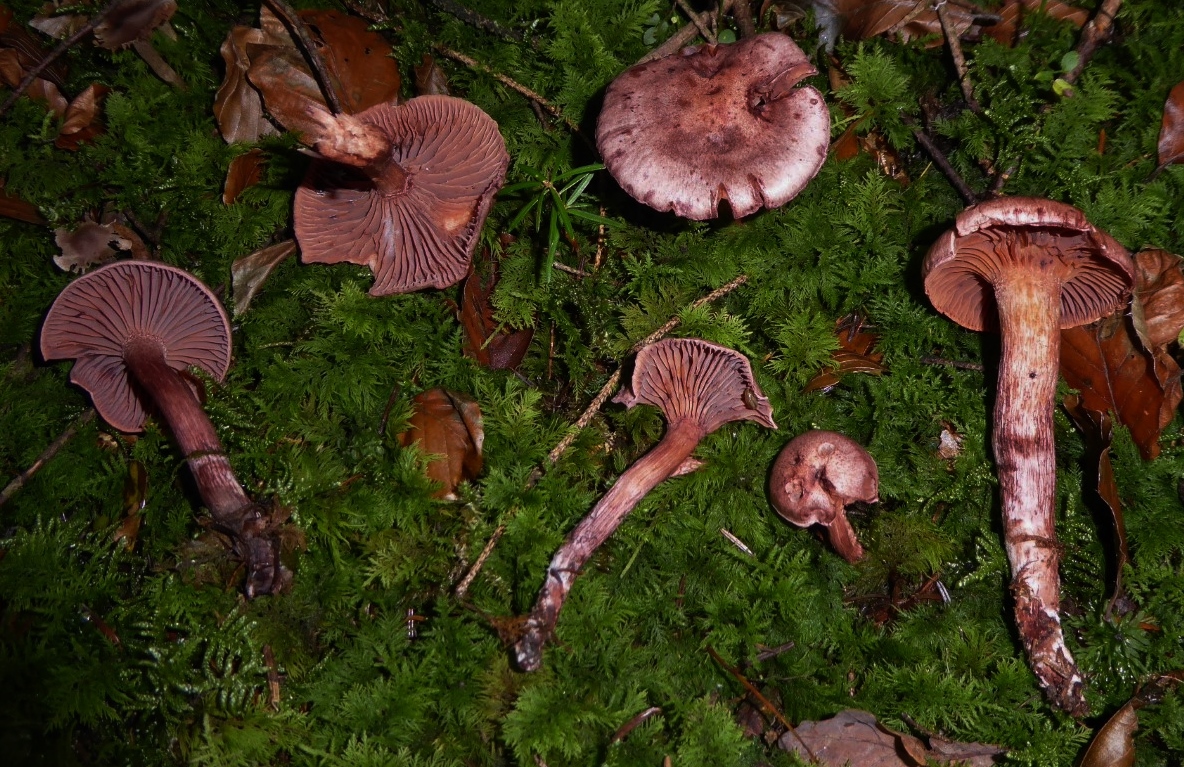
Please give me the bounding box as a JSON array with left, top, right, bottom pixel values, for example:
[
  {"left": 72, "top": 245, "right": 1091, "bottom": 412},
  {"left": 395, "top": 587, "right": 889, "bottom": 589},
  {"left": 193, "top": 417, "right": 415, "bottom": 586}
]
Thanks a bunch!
[
  {"left": 1130, "top": 248, "right": 1184, "bottom": 385},
  {"left": 53, "top": 221, "right": 133, "bottom": 273},
  {"left": 113, "top": 459, "right": 148, "bottom": 550},
  {"left": 246, "top": 42, "right": 334, "bottom": 138},
  {"left": 298, "top": 8, "right": 400, "bottom": 112},
  {"left": 55, "top": 83, "right": 109, "bottom": 150},
  {"left": 1157, "top": 82, "right": 1184, "bottom": 172},
  {"left": 28, "top": 2, "right": 89, "bottom": 40},
  {"left": 231, "top": 239, "right": 296, "bottom": 315},
  {"left": 0, "top": 178, "right": 45, "bottom": 224},
  {"left": 414, "top": 54, "right": 450, "bottom": 97},
  {"left": 777, "top": 709, "right": 1004, "bottom": 766},
  {"left": 399, "top": 389, "right": 484, "bottom": 501},
  {"left": 458, "top": 258, "right": 534, "bottom": 370},
  {"left": 3, "top": 4, "right": 68, "bottom": 86},
  {"left": 984, "top": 0, "right": 1089, "bottom": 47},
  {"left": 213, "top": 26, "right": 280, "bottom": 143},
  {"left": 1079, "top": 700, "right": 1138, "bottom": 767},
  {"left": 94, "top": 0, "right": 176, "bottom": 50},
  {"left": 837, "top": 0, "right": 994, "bottom": 47},
  {"left": 223, "top": 148, "right": 267, "bottom": 205},
  {"left": 805, "top": 314, "right": 884, "bottom": 393}
]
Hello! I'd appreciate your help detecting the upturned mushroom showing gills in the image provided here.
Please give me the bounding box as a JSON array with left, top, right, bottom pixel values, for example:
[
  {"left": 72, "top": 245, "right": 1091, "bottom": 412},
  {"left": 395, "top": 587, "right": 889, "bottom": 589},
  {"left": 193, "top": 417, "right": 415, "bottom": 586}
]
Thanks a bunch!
[
  {"left": 294, "top": 95, "right": 509, "bottom": 296},
  {"left": 922, "top": 197, "right": 1135, "bottom": 716},
  {"left": 596, "top": 32, "right": 829, "bottom": 220},
  {"left": 40, "top": 260, "right": 288, "bottom": 597},
  {"left": 769, "top": 430, "right": 877, "bottom": 563},
  {"left": 514, "top": 338, "right": 777, "bottom": 671}
]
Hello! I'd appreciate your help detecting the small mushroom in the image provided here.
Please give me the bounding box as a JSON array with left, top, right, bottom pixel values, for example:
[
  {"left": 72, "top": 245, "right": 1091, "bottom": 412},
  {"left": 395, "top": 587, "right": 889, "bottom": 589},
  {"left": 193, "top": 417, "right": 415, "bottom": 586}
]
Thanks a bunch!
[
  {"left": 40, "top": 260, "right": 288, "bottom": 597},
  {"left": 596, "top": 32, "right": 829, "bottom": 220},
  {"left": 769, "top": 430, "right": 877, "bottom": 562},
  {"left": 922, "top": 197, "right": 1135, "bottom": 716},
  {"left": 293, "top": 95, "right": 509, "bottom": 295},
  {"left": 514, "top": 338, "right": 777, "bottom": 671}
]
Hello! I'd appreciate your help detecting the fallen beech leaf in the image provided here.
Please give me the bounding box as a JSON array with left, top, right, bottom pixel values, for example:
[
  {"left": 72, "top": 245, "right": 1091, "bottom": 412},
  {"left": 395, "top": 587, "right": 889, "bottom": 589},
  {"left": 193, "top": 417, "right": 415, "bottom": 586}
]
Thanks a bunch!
[
  {"left": 246, "top": 43, "right": 334, "bottom": 138},
  {"left": 0, "top": 48, "right": 67, "bottom": 116},
  {"left": 94, "top": 0, "right": 176, "bottom": 50},
  {"left": 0, "top": 178, "right": 45, "bottom": 224},
  {"left": 113, "top": 459, "right": 148, "bottom": 550},
  {"left": 777, "top": 709, "right": 1004, "bottom": 766},
  {"left": 805, "top": 314, "right": 884, "bottom": 393},
  {"left": 1061, "top": 249, "right": 1184, "bottom": 460},
  {"left": 414, "top": 54, "right": 451, "bottom": 96},
  {"left": 3, "top": 5, "right": 68, "bottom": 86},
  {"left": 399, "top": 389, "right": 484, "bottom": 500},
  {"left": 831, "top": 123, "right": 861, "bottom": 161},
  {"left": 213, "top": 26, "right": 280, "bottom": 143},
  {"left": 55, "top": 83, "right": 109, "bottom": 150},
  {"left": 28, "top": 2, "right": 89, "bottom": 40},
  {"left": 231, "top": 238, "right": 296, "bottom": 315},
  {"left": 985, "top": 0, "right": 1090, "bottom": 47},
  {"left": 1158, "top": 82, "right": 1184, "bottom": 169},
  {"left": 223, "top": 148, "right": 267, "bottom": 205},
  {"left": 53, "top": 221, "right": 133, "bottom": 272},
  {"left": 298, "top": 8, "right": 400, "bottom": 112},
  {"left": 1079, "top": 700, "right": 1138, "bottom": 767},
  {"left": 837, "top": 0, "right": 995, "bottom": 47},
  {"left": 459, "top": 258, "right": 534, "bottom": 370}
]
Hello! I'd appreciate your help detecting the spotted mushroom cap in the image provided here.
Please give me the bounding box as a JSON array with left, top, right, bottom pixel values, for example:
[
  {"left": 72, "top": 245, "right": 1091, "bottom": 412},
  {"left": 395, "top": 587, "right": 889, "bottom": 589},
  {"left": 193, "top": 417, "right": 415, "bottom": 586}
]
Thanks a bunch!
[
  {"left": 923, "top": 197, "right": 1135, "bottom": 332},
  {"left": 294, "top": 95, "right": 509, "bottom": 296},
  {"left": 613, "top": 338, "right": 776, "bottom": 434},
  {"left": 40, "top": 260, "right": 231, "bottom": 433},
  {"left": 596, "top": 32, "right": 830, "bottom": 220}
]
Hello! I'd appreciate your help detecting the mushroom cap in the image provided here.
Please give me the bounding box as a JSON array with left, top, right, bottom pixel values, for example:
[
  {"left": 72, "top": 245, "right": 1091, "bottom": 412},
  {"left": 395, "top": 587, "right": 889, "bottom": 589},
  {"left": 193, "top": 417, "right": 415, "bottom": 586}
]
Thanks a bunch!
[
  {"left": 923, "top": 197, "right": 1135, "bottom": 332},
  {"left": 613, "top": 337, "right": 776, "bottom": 434},
  {"left": 596, "top": 32, "right": 830, "bottom": 220},
  {"left": 769, "top": 430, "right": 878, "bottom": 528},
  {"left": 294, "top": 95, "right": 509, "bottom": 296},
  {"left": 40, "top": 260, "right": 232, "bottom": 433}
]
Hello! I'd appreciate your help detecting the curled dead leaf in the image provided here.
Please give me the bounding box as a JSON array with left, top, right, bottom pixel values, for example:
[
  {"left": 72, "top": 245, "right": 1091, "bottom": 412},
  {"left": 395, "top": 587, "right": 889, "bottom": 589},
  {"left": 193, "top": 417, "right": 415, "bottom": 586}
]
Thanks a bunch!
[
  {"left": 459, "top": 257, "right": 534, "bottom": 370},
  {"left": 805, "top": 314, "right": 884, "bottom": 393},
  {"left": 399, "top": 389, "right": 484, "bottom": 500},
  {"left": 414, "top": 54, "right": 450, "bottom": 97},
  {"left": 213, "top": 26, "right": 280, "bottom": 143},
  {"left": 984, "top": 0, "right": 1089, "bottom": 47},
  {"left": 223, "top": 148, "right": 267, "bottom": 205},
  {"left": 837, "top": 0, "right": 997, "bottom": 48},
  {"left": 1079, "top": 700, "right": 1138, "bottom": 767},
  {"left": 0, "top": 178, "right": 45, "bottom": 224},
  {"left": 231, "top": 239, "right": 297, "bottom": 315},
  {"left": 55, "top": 83, "right": 109, "bottom": 150},
  {"left": 1157, "top": 82, "right": 1184, "bottom": 170}
]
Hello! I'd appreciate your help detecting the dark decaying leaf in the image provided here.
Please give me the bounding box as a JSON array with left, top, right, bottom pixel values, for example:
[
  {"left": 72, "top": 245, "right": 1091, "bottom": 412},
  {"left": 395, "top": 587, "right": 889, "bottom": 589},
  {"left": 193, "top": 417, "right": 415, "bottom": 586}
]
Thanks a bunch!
[
  {"left": 414, "top": 54, "right": 450, "bottom": 96},
  {"left": 984, "top": 0, "right": 1089, "bottom": 47},
  {"left": 213, "top": 26, "right": 279, "bottom": 143},
  {"left": 1063, "top": 394, "right": 1130, "bottom": 613},
  {"left": 805, "top": 314, "right": 884, "bottom": 393},
  {"left": 0, "top": 48, "right": 67, "bottom": 116},
  {"left": 113, "top": 459, "right": 148, "bottom": 550},
  {"left": 458, "top": 259, "right": 534, "bottom": 370},
  {"left": 0, "top": 178, "right": 45, "bottom": 224},
  {"left": 1078, "top": 700, "right": 1138, "bottom": 767},
  {"left": 1060, "top": 248, "right": 1184, "bottom": 460},
  {"left": 836, "top": 0, "right": 997, "bottom": 47},
  {"left": 297, "top": 8, "right": 400, "bottom": 112},
  {"left": 777, "top": 709, "right": 1004, "bottom": 766},
  {"left": 231, "top": 239, "right": 297, "bottom": 315},
  {"left": 223, "top": 148, "right": 267, "bottom": 205},
  {"left": 1157, "top": 81, "right": 1184, "bottom": 169},
  {"left": 399, "top": 389, "right": 484, "bottom": 500},
  {"left": 55, "top": 83, "right": 109, "bottom": 150},
  {"left": 246, "top": 43, "right": 332, "bottom": 138},
  {"left": 3, "top": 4, "right": 68, "bottom": 85}
]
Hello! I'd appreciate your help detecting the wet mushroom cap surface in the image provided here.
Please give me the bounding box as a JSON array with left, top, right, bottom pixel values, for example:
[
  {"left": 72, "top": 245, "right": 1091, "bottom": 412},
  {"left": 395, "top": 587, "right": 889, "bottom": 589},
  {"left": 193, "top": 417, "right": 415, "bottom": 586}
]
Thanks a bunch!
[
  {"left": 39, "top": 260, "right": 231, "bottom": 433},
  {"left": 923, "top": 196, "right": 1135, "bottom": 331},
  {"left": 294, "top": 95, "right": 510, "bottom": 295},
  {"left": 596, "top": 32, "right": 830, "bottom": 220}
]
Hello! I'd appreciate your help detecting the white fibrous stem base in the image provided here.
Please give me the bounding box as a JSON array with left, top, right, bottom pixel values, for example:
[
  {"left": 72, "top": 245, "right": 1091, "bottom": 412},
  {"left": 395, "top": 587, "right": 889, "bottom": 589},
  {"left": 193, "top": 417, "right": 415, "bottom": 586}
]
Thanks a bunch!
[{"left": 993, "top": 269, "right": 1086, "bottom": 716}]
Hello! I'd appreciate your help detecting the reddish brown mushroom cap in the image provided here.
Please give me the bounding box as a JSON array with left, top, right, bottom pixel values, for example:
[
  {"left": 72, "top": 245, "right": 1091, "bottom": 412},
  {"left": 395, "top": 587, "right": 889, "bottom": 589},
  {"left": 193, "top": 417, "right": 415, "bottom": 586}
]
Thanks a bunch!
[
  {"left": 40, "top": 260, "right": 231, "bottom": 432},
  {"left": 923, "top": 197, "right": 1134, "bottom": 332},
  {"left": 294, "top": 95, "right": 510, "bottom": 296},
  {"left": 614, "top": 337, "right": 777, "bottom": 433},
  {"left": 769, "top": 430, "right": 877, "bottom": 562},
  {"left": 596, "top": 32, "right": 829, "bottom": 220}
]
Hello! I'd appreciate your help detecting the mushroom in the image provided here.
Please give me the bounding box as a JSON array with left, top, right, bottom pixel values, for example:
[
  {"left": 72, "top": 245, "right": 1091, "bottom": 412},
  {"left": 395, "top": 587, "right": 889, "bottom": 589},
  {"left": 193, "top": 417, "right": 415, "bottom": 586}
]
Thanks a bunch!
[
  {"left": 514, "top": 337, "right": 777, "bottom": 671},
  {"left": 922, "top": 197, "right": 1135, "bottom": 716},
  {"left": 40, "top": 260, "right": 288, "bottom": 597},
  {"left": 769, "top": 430, "right": 877, "bottom": 562},
  {"left": 293, "top": 95, "right": 510, "bottom": 295},
  {"left": 596, "top": 32, "right": 829, "bottom": 220}
]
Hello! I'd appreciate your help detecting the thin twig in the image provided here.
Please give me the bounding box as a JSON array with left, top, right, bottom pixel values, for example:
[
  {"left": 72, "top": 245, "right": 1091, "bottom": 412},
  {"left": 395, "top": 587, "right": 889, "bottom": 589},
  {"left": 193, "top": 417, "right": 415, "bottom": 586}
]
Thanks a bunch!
[
  {"left": 732, "top": 0, "right": 757, "bottom": 38},
  {"left": 1064, "top": 0, "right": 1123, "bottom": 85},
  {"left": 934, "top": 0, "right": 981, "bottom": 113},
  {"left": 911, "top": 126, "right": 978, "bottom": 205},
  {"left": 0, "top": 0, "right": 123, "bottom": 119},
  {"left": 988, "top": 163, "right": 1017, "bottom": 196},
  {"left": 433, "top": 45, "right": 591, "bottom": 149},
  {"left": 705, "top": 645, "right": 816, "bottom": 761},
  {"left": 677, "top": 0, "right": 716, "bottom": 44},
  {"left": 455, "top": 524, "right": 504, "bottom": 598},
  {"left": 639, "top": 0, "right": 735, "bottom": 64},
  {"left": 610, "top": 706, "right": 664, "bottom": 744},
  {"left": 425, "top": 0, "right": 539, "bottom": 46},
  {"left": 0, "top": 409, "right": 96, "bottom": 507},
  {"left": 551, "top": 262, "right": 591, "bottom": 278},
  {"left": 262, "top": 0, "right": 342, "bottom": 115},
  {"left": 921, "top": 355, "right": 984, "bottom": 372},
  {"left": 720, "top": 528, "right": 754, "bottom": 556},
  {"left": 755, "top": 640, "right": 796, "bottom": 662}
]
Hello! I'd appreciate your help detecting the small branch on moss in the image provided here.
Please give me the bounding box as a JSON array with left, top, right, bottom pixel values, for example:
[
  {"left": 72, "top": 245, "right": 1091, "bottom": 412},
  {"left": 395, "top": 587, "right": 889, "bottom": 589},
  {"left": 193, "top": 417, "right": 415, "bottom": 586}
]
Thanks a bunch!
[
  {"left": 755, "top": 640, "right": 796, "bottom": 662},
  {"left": 1064, "top": 0, "right": 1123, "bottom": 85},
  {"left": 262, "top": 0, "right": 342, "bottom": 115},
  {"left": 0, "top": 408, "right": 95, "bottom": 507},
  {"left": 552, "top": 262, "right": 591, "bottom": 278},
  {"left": 706, "top": 645, "right": 816, "bottom": 759},
  {"left": 433, "top": 45, "right": 591, "bottom": 148},
  {"left": 910, "top": 123, "right": 979, "bottom": 205},
  {"left": 639, "top": 0, "right": 735, "bottom": 64},
  {"left": 0, "top": 0, "right": 123, "bottom": 118},
  {"left": 455, "top": 523, "right": 505, "bottom": 598},
  {"left": 934, "top": 0, "right": 981, "bottom": 113},
  {"left": 732, "top": 0, "right": 757, "bottom": 38},
  {"left": 678, "top": 0, "right": 716, "bottom": 44},
  {"left": 720, "top": 528, "right": 754, "bottom": 556},
  {"left": 610, "top": 706, "right": 664, "bottom": 744},
  {"left": 989, "top": 162, "right": 1017, "bottom": 196},
  {"left": 921, "top": 355, "right": 984, "bottom": 372},
  {"left": 263, "top": 644, "right": 282, "bottom": 710},
  {"left": 425, "top": 0, "right": 538, "bottom": 46}
]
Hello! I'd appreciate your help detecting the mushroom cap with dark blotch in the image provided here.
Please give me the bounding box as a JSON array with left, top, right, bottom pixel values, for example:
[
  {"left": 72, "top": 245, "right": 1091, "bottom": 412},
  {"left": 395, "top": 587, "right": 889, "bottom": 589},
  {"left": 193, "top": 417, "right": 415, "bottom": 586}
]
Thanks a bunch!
[
  {"left": 613, "top": 338, "right": 776, "bottom": 434},
  {"left": 769, "top": 430, "right": 878, "bottom": 528},
  {"left": 596, "top": 32, "right": 830, "bottom": 220},
  {"left": 40, "top": 260, "right": 231, "bottom": 433},
  {"left": 923, "top": 197, "right": 1135, "bottom": 332},
  {"left": 294, "top": 95, "right": 510, "bottom": 296}
]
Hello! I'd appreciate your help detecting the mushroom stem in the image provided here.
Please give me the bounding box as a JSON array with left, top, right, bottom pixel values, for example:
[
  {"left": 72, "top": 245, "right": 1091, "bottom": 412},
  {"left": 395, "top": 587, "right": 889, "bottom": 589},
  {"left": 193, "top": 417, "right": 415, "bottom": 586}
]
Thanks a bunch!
[
  {"left": 514, "top": 420, "right": 705, "bottom": 671},
  {"left": 992, "top": 268, "right": 1086, "bottom": 715}
]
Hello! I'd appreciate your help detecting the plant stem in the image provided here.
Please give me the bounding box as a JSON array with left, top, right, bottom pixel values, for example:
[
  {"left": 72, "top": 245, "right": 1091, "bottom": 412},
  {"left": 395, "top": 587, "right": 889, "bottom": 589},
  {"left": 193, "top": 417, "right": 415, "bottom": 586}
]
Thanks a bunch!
[
  {"left": 514, "top": 420, "right": 705, "bottom": 670},
  {"left": 934, "top": 0, "right": 981, "bottom": 113},
  {"left": 0, "top": 408, "right": 95, "bottom": 507},
  {"left": 1064, "top": 0, "right": 1123, "bottom": 85}
]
